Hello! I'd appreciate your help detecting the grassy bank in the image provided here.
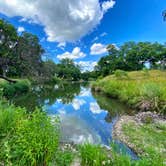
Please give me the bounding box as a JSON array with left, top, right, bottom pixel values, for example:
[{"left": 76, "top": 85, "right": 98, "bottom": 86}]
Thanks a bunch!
[
  {"left": 122, "top": 121, "right": 166, "bottom": 161},
  {"left": 79, "top": 143, "right": 165, "bottom": 166},
  {"left": 0, "top": 101, "right": 165, "bottom": 165},
  {"left": 113, "top": 114, "right": 166, "bottom": 166},
  {"left": 92, "top": 70, "right": 166, "bottom": 114},
  {"left": 0, "top": 101, "right": 75, "bottom": 165}
]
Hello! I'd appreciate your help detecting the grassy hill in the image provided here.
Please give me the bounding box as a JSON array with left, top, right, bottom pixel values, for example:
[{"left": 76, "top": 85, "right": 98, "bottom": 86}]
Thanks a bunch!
[{"left": 92, "top": 70, "right": 166, "bottom": 114}]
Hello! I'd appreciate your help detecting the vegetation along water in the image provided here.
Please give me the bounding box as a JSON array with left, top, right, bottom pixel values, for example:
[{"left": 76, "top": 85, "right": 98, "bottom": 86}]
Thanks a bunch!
[{"left": 0, "top": 5, "right": 166, "bottom": 166}]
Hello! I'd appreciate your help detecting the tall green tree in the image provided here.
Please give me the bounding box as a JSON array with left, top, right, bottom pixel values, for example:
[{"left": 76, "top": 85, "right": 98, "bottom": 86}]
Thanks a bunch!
[
  {"left": 56, "top": 59, "right": 81, "bottom": 81},
  {"left": 96, "top": 42, "right": 166, "bottom": 77},
  {"left": 13, "top": 32, "right": 44, "bottom": 77},
  {"left": 0, "top": 19, "right": 18, "bottom": 77}
]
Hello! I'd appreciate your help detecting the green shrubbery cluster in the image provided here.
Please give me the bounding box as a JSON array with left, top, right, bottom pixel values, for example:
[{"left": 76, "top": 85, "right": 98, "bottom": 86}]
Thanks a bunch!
[
  {"left": 0, "top": 102, "right": 60, "bottom": 165},
  {"left": 2, "top": 80, "right": 30, "bottom": 98}
]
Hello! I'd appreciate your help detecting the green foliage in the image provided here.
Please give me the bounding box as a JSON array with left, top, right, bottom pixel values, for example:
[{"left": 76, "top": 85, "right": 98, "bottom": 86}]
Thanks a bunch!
[
  {"left": 80, "top": 143, "right": 108, "bottom": 166},
  {"left": 0, "top": 19, "right": 44, "bottom": 78},
  {"left": 79, "top": 143, "right": 164, "bottom": 166},
  {"left": 0, "top": 19, "right": 18, "bottom": 76},
  {"left": 122, "top": 122, "right": 166, "bottom": 165},
  {"left": 96, "top": 42, "right": 166, "bottom": 77},
  {"left": 92, "top": 70, "right": 166, "bottom": 114},
  {"left": 114, "top": 70, "right": 129, "bottom": 79},
  {"left": 142, "top": 68, "right": 150, "bottom": 77},
  {"left": 0, "top": 102, "right": 60, "bottom": 165},
  {"left": 2, "top": 80, "right": 30, "bottom": 98},
  {"left": 54, "top": 150, "right": 74, "bottom": 166},
  {"left": 56, "top": 58, "right": 81, "bottom": 81}
]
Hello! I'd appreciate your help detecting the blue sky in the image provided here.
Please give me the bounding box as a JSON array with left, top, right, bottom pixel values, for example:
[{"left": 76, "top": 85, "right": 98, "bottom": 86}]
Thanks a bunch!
[{"left": 0, "top": 0, "right": 166, "bottom": 71}]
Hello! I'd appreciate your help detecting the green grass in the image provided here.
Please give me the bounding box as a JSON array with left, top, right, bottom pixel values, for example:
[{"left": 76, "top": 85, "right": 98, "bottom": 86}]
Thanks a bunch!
[
  {"left": 79, "top": 143, "right": 164, "bottom": 166},
  {"left": 122, "top": 122, "right": 166, "bottom": 165},
  {"left": 0, "top": 101, "right": 165, "bottom": 166},
  {"left": 0, "top": 101, "right": 75, "bottom": 166},
  {"left": 92, "top": 70, "right": 166, "bottom": 114},
  {"left": 79, "top": 143, "right": 109, "bottom": 166}
]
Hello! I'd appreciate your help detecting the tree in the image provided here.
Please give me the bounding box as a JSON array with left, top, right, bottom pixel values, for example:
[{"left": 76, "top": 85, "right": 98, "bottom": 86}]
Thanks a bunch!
[
  {"left": 42, "top": 60, "right": 58, "bottom": 79},
  {"left": 96, "top": 42, "right": 166, "bottom": 77},
  {"left": 13, "top": 32, "right": 44, "bottom": 77},
  {"left": 0, "top": 19, "right": 18, "bottom": 78},
  {"left": 56, "top": 59, "right": 81, "bottom": 81}
]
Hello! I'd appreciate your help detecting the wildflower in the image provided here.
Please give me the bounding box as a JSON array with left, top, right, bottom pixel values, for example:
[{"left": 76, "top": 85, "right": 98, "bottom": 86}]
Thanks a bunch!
[{"left": 102, "top": 161, "right": 106, "bottom": 165}]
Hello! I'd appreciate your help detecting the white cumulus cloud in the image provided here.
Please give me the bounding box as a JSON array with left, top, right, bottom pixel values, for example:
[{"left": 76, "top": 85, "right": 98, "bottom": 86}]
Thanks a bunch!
[
  {"left": 0, "top": 0, "right": 115, "bottom": 42},
  {"left": 102, "top": 0, "right": 116, "bottom": 12},
  {"left": 57, "top": 42, "right": 66, "bottom": 49},
  {"left": 76, "top": 61, "right": 97, "bottom": 72},
  {"left": 57, "top": 47, "right": 86, "bottom": 60},
  {"left": 90, "top": 43, "right": 107, "bottom": 55},
  {"left": 17, "top": 26, "right": 25, "bottom": 33},
  {"left": 90, "top": 102, "right": 103, "bottom": 114},
  {"left": 72, "top": 99, "right": 86, "bottom": 110}
]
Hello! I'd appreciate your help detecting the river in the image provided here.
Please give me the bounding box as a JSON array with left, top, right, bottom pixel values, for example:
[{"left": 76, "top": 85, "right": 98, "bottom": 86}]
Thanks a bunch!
[{"left": 12, "top": 82, "right": 137, "bottom": 159}]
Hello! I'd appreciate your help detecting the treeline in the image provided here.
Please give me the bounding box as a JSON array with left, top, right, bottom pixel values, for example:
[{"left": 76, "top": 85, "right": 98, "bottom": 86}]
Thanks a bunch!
[
  {"left": 1, "top": 19, "right": 166, "bottom": 82},
  {"left": 0, "top": 19, "right": 81, "bottom": 82},
  {"left": 94, "top": 42, "right": 166, "bottom": 77}
]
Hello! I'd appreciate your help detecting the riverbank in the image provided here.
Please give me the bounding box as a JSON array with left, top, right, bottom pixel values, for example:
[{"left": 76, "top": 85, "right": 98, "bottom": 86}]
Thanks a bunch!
[
  {"left": 92, "top": 70, "right": 166, "bottom": 115},
  {"left": 0, "top": 79, "right": 31, "bottom": 98},
  {"left": 113, "top": 112, "right": 166, "bottom": 165}
]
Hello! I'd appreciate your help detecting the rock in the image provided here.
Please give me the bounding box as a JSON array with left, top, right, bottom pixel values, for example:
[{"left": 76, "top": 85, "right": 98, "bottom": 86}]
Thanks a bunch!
[{"left": 135, "top": 111, "right": 159, "bottom": 124}]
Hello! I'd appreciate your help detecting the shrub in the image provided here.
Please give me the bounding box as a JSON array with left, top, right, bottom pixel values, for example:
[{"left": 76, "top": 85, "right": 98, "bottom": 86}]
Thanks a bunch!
[
  {"left": 2, "top": 80, "right": 30, "bottom": 98},
  {"left": 142, "top": 68, "right": 150, "bottom": 77},
  {"left": 114, "top": 70, "right": 129, "bottom": 79}
]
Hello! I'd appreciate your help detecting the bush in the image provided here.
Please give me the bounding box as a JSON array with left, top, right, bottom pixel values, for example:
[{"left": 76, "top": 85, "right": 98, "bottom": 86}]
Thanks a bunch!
[
  {"left": 114, "top": 70, "right": 129, "bottom": 79},
  {"left": 2, "top": 80, "right": 30, "bottom": 98},
  {"left": 0, "top": 102, "right": 60, "bottom": 165}
]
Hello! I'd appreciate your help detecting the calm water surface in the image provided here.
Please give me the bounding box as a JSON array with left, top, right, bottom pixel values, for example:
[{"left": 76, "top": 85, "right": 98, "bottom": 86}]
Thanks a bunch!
[{"left": 12, "top": 83, "right": 137, "bottom": 158}]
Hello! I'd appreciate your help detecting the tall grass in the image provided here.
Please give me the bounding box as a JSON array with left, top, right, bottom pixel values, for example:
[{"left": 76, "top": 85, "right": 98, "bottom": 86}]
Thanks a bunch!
[
  {"left": 0, "top": 101, "right": 60, "bottom": 165},
  {"left": 79, "top": 143, "right": 164, "bottom": 166},
  {"left": 92, "top": 70, "right": 166, "bottom": 114}
]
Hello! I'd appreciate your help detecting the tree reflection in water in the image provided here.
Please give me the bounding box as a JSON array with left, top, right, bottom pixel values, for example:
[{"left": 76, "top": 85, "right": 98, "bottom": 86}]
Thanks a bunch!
[{"left": 12, "top": 82, "right": 83, "bottom": 111}]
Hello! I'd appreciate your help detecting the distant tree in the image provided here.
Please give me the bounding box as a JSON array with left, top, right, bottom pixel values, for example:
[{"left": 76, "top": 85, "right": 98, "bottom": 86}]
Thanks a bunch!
[
  {"left": 96, "top": 42, "right": 166, "bottom": 76},
  {"left": 56, "top": 59, "right": 81, "bottom": 81},
  {"left": 42, "top": 60, "right": 57, "bottom": 79}
]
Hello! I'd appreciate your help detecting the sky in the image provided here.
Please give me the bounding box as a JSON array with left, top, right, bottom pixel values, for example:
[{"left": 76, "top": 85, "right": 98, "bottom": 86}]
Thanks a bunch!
[{"left": 0, "top": 0, "right": 166, "bottom": 72}]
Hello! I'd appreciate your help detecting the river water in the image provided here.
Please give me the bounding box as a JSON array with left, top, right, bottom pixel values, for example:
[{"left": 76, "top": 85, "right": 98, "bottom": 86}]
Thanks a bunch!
[{"left": 12, "top": 82, "right": 137, "bottom": 158}]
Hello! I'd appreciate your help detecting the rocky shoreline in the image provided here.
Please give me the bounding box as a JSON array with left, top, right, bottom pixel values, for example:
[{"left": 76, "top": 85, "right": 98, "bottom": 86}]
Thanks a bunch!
[{"left": 112, "top": 112, "right": 166, "bottom": 156}]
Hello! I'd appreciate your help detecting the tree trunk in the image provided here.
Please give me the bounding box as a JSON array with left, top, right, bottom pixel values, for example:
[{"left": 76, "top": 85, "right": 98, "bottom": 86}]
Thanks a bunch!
[{"left": 0, "top": 75, "right": 16, "bottom": 83}]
